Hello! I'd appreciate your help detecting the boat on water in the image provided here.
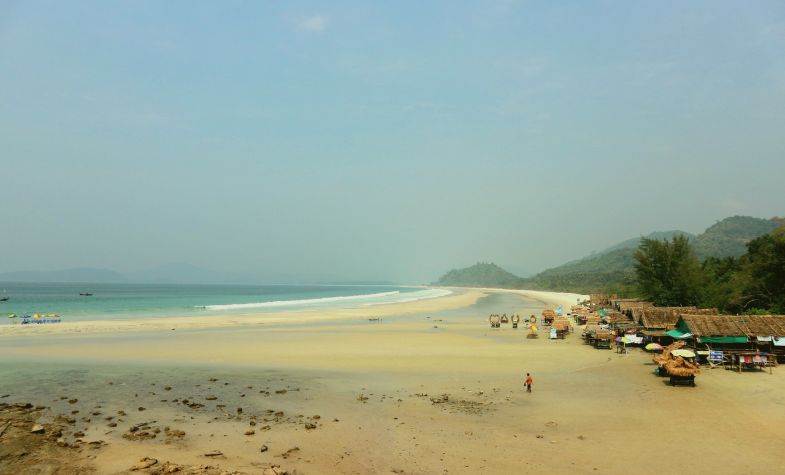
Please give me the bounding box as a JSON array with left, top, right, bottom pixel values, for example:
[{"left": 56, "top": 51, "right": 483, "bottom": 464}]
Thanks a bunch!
[
  {"left": 0, "top": 297, "right": 8, "bottom": 302},
  {"left": 79, "top": 292, "right": 93, "bottom": 296}
]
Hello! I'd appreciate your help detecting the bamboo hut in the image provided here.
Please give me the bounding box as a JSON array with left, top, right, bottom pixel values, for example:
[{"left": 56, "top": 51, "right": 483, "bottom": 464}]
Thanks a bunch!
[
  {"left": 614, "top": 299, "right": 654, "bottom": 313},
  {"left": 582, "top": 324, "right": 612, "bottom": 349},
  {"left": 638, "top": 307, "right": 718, "bottom": 330},
  {"left": 590, "top": 294, "right": 614, "bottom": 306},
  {"left": 673, "top": 314, "right": 785, "bottom": 365},
  {"left": 541, "top": 309, "right": 556, "bottom": 325},
  {"left": 586, "top": 315, "right": 602, "bottom": 326},
  {"left": 571, "top": 307, "right": 589, "bottom": 325},
  {"left": 551, "top": 317, "right": 571, "bottom": 339},
  {"left": 605, "top": 311, "right": 632, "bottom": 326}
]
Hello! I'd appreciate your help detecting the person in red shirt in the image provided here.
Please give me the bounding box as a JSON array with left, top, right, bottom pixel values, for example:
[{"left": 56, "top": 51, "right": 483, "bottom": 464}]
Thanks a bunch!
[{"left": 525, "top": 373, "right": 533, "bottom": 393}]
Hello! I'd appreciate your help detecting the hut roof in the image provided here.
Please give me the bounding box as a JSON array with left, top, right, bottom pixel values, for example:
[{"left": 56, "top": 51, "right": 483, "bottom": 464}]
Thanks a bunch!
[
  {"left": 590, "top": 294, "right": 612, "bottom": 305},
  {"left": 617, "top": 300, "right": 655, "bottom": 312},
  {"left": 606, "top": 312, "right": 632, "bottom": 324},
  {"left": 639, "top": 307, "right": 697, "bottom": 329},
  {"left": 679, "top": 314, "right": 785, "bottom": 337}
]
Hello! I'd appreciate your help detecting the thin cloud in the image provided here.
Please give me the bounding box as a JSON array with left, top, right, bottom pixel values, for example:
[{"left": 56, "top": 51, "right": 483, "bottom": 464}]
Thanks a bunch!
[{"left": 298, "top": 15, "right": 328, "bottom": 33}]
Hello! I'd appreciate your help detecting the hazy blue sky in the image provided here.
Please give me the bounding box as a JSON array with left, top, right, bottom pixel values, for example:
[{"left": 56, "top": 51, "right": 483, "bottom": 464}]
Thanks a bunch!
[{"left": 2, "top": 1, "right": 784, "bottom": 282}]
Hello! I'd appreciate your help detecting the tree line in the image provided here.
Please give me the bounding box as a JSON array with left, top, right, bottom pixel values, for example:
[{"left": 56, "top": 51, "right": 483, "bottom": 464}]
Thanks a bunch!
[{"left": 633, "top": 229, "right": 785, "bottom": 314}]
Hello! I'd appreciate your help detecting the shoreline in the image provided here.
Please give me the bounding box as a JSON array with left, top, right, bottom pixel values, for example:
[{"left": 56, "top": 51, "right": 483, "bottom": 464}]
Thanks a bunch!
[
  {"left": 0, "top": 287, "right": 584, "bottom": 337},
  {"left": 2, "top": 287, "right": 784, "bottom": 475}
]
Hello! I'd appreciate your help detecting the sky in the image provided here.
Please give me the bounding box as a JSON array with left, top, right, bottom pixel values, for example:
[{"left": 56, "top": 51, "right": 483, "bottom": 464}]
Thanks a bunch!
[{"left": 1, "top": 1, "right": 784, "bottom": 283}]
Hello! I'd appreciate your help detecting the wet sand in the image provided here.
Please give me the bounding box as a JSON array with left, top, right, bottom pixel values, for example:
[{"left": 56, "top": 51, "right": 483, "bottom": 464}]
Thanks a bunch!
[{"left": 2, "top": 288, "right": 784, "bottom": 474}]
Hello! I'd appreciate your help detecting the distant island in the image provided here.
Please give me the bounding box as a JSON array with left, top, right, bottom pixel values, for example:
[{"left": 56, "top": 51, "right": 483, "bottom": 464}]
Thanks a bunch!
[{"left": 436, "top": 215, "right": 783, "bottom": 294}]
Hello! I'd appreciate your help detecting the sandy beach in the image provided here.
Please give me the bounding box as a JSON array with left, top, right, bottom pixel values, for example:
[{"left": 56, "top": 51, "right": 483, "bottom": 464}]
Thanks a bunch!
[{"left": 2, "top": 287, "right": 784, "bottom": 474}]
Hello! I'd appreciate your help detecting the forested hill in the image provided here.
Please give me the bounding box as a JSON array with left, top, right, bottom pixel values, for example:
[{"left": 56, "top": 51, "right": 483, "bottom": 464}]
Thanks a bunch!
[
  {"left": 523, "top": 216, "right": 779, "bottom": 292},
  {"left": 435, "top": 262, "right": 523, "bottom": 288},
  {"left": 436, "top": 216, "right": 781, "bottom": 293},
  {"left": 692, "top": 216, "right": 779, "bottom": 258}
]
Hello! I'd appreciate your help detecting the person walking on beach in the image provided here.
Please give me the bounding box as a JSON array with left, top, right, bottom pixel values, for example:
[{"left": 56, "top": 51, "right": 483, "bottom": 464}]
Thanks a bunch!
[{"left": 525, "top": 373, "right": 533, "bottom": 393}]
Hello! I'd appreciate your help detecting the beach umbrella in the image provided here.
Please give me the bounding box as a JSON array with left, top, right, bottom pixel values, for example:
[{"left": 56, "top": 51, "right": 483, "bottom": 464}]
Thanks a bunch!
[
  {"left": 645, "top": 343, "right": 663, "bottom": 351},
  {"left": 621, "top": 336, "right": 633, "bottom": 344},
  {"left": 672, "top": 349, "right": 696, "bottom": 358},
  {"left": 615, "top": 337, "right": 623, "bottom": 343}
]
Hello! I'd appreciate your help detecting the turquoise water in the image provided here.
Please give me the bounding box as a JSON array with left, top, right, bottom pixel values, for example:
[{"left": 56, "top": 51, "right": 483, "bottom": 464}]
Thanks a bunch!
[{"left": 0, "top": 282, "right": 449, "bottom": 324}]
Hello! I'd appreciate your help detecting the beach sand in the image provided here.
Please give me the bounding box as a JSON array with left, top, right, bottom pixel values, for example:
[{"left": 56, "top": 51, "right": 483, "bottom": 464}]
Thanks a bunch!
[{"left": 1, "top": 288, "right": 784, "bottom": 474}]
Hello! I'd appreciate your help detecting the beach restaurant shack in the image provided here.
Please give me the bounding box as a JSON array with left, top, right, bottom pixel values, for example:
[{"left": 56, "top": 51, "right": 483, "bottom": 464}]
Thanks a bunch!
[
  {"left": 671, "top": 314, "right": 785, "bottom": 365},
  {"left": 638, "top": 307, "right": 719, "bottom": 343}
]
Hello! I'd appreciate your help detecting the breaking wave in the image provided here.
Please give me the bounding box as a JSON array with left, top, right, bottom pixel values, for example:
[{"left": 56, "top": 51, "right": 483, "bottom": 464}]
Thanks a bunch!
[{"left": 201, "top": 290, "right": 402, "bottom": 310}]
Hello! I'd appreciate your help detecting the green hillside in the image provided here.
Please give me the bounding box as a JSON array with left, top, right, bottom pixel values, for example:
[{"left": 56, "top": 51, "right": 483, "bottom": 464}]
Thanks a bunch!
[
  {"left": 522, "top": 248, "right": 637, "bottom": 293},
  {"left": 435, "top": 262, "right": 523, "bottom": 288},
  {"left": 600, "top": 230, "right": 694, "bottom": 254},
  {"left": 693, "top": 216, "right": 779, "bottom": 259},
  {"left": 521, "top": 216, "right": 778, "bottom": 293},
  {"left": 436, "top": 216, "right": 781, "bottom": 293}
]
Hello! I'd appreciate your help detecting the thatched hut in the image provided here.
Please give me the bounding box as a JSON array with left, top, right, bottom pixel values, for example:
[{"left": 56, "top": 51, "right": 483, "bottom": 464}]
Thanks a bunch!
[
  {"left": 673, "top": 314, "right": 785, "bottom": 364},
  {"left": 541, "top": 309, "right": 556, "bottom": 325},
  {"left": 571, "top": 307, "right": 589, "bottom": 325},
  {"left": 614, "top": 299, "right": 654, "bottom": 315},
  {"left": 582, "top": 324, "right": 612, "bottom": 349},
  {"left": 585, "top": 314, "right": 601, "bottom": 326},
  {"left": 551, "top": 317, "right": 571, "bottom": 338},
  {"left": 634, "top": 307, "right": 718, "bottom": 345},
  {"left": 605, "top": 311, "right": 632, "bottom": 326},
  {"left": 638, "top": 307, "right": 718, "bottom": 331},
  {"left": 590, "top": 294, "right": 615, "bottom": 306}
]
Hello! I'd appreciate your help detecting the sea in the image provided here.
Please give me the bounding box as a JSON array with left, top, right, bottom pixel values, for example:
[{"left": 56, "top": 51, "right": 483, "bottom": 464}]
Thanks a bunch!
[{"left": 0, "top": 282, "right": 451, "bottom": 324}]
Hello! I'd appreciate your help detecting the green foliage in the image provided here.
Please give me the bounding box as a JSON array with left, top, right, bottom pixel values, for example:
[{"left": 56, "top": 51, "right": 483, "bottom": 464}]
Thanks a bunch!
[
  {"left": 632, "top": 227, "right": 784, "bottom": 314},
  {"left": 435, "top": 216, "right": 783, "bottom": 304},
  {"left": 523, "top": 248, "right": 637, "bottom": 293},
  {"left": 730, "top": 229, "right": 785, "bottom": 313},
  {"left": 601, "top": 230, "right": 695, "bottom": 254},
  {"left": 742, "top": 308, "right": 771, "bottom": 315},
  {"left": 692, "top": 216, "right": 778, "bottom": 259},
  {"left": 520, "top": 216, "right": 776, "bottom": 295},
  {"left": 634, "top": 235, "right": 703, "bottom": 306},
  {"left": 435, "top": 262, "right": 523, "bottom": 288},
  {"left": 699, "top": 256, "right": 740, "bottom": 310}
]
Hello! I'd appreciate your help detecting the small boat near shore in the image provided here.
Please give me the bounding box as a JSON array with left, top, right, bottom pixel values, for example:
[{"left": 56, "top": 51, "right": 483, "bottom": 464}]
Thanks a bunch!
[{"left": 79, "top": 292, "right": 93, "bottom": 296}]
